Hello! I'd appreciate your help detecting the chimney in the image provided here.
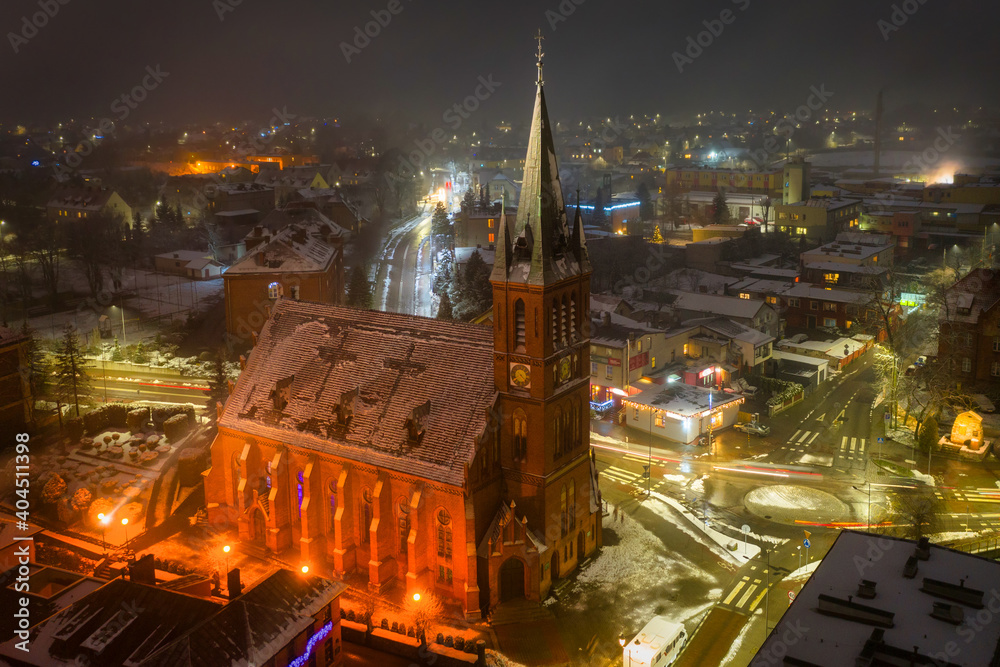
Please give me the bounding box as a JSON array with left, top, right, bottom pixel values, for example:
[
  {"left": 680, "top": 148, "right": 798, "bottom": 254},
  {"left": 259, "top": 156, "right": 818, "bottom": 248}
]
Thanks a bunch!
[
  {"left": 256, "top": 251, "right": 265, "bottom": 266},
  {"left": 405, "top": 400, "right": 431, "bottom": 444},
  {"left": 602, "top": 311, "right": 611, "bottom": 327}
]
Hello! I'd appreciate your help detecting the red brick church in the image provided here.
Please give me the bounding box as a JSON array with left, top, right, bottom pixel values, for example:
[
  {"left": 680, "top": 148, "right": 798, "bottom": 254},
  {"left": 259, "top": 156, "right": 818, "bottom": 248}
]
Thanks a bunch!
[{"left": 204, "top": 48, "right": 601, "bottom": 619}]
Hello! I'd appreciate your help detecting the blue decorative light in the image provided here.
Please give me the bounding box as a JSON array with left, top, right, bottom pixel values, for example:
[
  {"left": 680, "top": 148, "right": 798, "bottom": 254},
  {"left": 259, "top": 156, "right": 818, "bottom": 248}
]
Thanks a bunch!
[
  {"left": 30, "top": 160, "right": 40, "bottom": 167},
  {"left": 590, "top": 399, "right": 614, "bottom": 411},
  {"left": 289, "top": 621, "right": 334, "bottom": 667},
  {"left": 578, "top": 202, "right": 641, "bottom": 212}
]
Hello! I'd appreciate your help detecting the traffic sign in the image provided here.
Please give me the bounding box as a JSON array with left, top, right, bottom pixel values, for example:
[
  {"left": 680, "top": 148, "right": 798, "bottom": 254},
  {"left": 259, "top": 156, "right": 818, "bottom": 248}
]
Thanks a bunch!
[
  {"left": 877, "top": 437, "right": 884, "bottom": 444},
  {"left": 803, "top": 538, "right": 811, "bottom": 549},
  {"left": 788, "top": 590, "right": 796, "bottom": 602},
  {"left": 884, "top": 411, "right": 891, "bottom": 421}
]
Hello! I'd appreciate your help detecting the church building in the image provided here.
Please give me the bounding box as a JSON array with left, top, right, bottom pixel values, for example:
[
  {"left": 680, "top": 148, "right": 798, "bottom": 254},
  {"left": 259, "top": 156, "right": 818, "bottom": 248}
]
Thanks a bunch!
[{"left": 204, "top": 46, "right": 601, "bottom": 619}]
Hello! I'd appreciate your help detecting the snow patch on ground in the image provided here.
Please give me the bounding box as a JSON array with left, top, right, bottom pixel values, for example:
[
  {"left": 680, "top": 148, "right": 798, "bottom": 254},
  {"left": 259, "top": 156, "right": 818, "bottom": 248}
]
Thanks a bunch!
[
  {"left": 785, "top": 559, "right": 821, "bottom": 581},
  {"left": 568, "top": 513, "right": 720, "bottom": 630},
  {"left": 911, "top": 470, "right": 935, "bottom": 486},
  {"left": 647, "top": 492, "right": 761, "bottom": 565},
  {"left": 663, "top": 474, "right": 689, "bottom": 485}
]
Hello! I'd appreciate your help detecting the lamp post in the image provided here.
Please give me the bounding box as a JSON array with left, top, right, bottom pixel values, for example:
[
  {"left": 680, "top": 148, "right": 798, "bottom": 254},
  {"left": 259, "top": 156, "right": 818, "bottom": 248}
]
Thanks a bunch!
[
  {"left": 797, "top": 545, "right": 801, "bottom": 570},
  {"left": 223, "top": 544, "right": 230, "bottom": 575},
  {"left": 97, "top": 513, "right": 109, "bottom": 554},
  {"left": 763, "top": 547, "right": 771, "bottom": 641},
  {"left": 121, "top": 518, "right": 130, "bottom": 557}
]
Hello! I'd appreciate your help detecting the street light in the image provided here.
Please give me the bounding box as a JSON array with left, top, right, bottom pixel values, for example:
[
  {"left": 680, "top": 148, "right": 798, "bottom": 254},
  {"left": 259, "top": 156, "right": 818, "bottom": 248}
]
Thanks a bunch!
[
  {"left": 121, "top": 518, "right": 130, "bottom": 555},
  {"left": 223, "top": 545, "right": 230, "bottom": 574},
  {"left": 301, "top": 565, "right": 309, "bottom": 574},
  {"left": 97, "top": 513, "right": 109, "bottom": 554}
]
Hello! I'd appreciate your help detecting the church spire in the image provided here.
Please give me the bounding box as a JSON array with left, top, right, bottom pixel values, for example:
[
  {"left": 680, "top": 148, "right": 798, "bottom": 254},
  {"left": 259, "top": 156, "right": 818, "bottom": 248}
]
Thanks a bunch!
[
  {"left": 505, "top": 33, "right": 579, "bottom": 286},
  {"left": 490, "top": 191, "right": 512, "bottom": 282}
]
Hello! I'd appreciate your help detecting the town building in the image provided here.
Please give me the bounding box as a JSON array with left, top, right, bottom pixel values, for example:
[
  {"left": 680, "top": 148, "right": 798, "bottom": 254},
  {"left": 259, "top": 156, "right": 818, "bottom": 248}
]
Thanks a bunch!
[
  {"left": 937, "top": 268, "right": 1000, "bottom": 385},
  {"left": 622, "top": 384, "right": 743, "bottom": 445},
  {"left": 209, "top": 182, "right": 275, "bottom": 218},
  {"left": 665, "top": 167, "right": 783, "bottom": 198},
  {"left": 455, "top": 204, "right": 502, "bottom": 249},
  {"left": 247, "top": 153, "right": 321, "bottom": 170},
  {"left": 659, "top": 290, "right": 781, "bottom": 338},
  {"left": 774, "top": 197, "right": 862, "bottom": 242},
  {"left": 783, "top": 158, "right": 811, "bottom": 204},
  {"left": 205, "top": 54, "right": 602, "bottom": 618},
  {"left": 223, "top": 216, "right": 346, "bottom": 339},
  {"left": 0, "top": 326, "right": 32, "bottom": 432},
  {"left": 754, "top": 530, "right": 1000, "bottom": 667},
  {"left": 0, "top": 568, "right": 347, "bottom": 667},
  {"left": 153, "top": 250, "right": 225, "bottom": 280},
  {"left": 799, "top": 233, "right": 894, "bottom": 288},
  {"left": 780, "top": 284, "right": 876, "bottom": 332},
  {"left": 46, "top": 188, "right": 133, "bottom": 223},
  {"left": 256, "top": 167, "right": 330, "bottom": 205}
]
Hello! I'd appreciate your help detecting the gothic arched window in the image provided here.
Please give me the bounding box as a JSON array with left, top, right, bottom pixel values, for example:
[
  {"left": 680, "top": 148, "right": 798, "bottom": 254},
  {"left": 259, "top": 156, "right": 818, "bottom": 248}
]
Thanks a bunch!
[
  {"left": 361, "top": 487, "right": 373, "bottom": 543},
  {"left": 436, "top": 509, "right": 452, "bottom": 560},
  {"left": 397, "top": 499, "right": 410, "bottom": 555},
  {"left": 513, "top": 409, "right": 527, "bottom": 461}
]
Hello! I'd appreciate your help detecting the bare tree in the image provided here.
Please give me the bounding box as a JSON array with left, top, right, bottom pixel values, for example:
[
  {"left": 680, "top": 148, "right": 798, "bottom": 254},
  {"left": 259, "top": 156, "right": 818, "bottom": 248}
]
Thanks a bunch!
[{"left": 891, "top": 488, "right": 942, "bottom": 541}]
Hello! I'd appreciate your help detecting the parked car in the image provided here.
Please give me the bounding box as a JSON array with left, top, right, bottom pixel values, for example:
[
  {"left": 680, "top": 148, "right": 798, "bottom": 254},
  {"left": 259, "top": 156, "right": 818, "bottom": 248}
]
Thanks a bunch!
[
  {"left": 735, "top": 422, "right": 771, "bottom": 436},
  {"left": 915, "top": 355, "right": 928, "bottom": 367},
  {"left": 905, "top": 364, "right": 918, "bottom": 376}
]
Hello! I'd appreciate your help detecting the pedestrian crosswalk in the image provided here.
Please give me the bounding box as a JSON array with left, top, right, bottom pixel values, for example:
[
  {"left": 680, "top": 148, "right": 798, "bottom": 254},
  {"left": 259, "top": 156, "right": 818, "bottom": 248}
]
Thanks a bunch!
[
  {"left": 779, "top": 429, "right": 820, "bottom": 456},
  {"left": 838, "top": 436, "right": 867, "bottom": 461}
]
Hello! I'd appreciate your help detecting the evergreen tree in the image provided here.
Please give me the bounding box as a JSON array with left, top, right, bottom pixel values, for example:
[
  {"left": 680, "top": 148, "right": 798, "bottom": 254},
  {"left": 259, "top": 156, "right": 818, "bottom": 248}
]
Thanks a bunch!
[
  {"left": 206, "top": 347, "right": 230, "bottom": 419},
  {"left": 478, "top": 186, "right": 490, "bottom": 209},
  {"left": 453, "top": 250, "right": 493, "bottom": 319},
  {"left": 652, "top": 224, "right": 665, "bottom": 244},
  {"left": 431, "top": 202, "right": 450, "bottom": 239},
  {"left": 712, "top": 188, "right": 730, "bottom": 225},
  {"left": 346, "top": 265, "right": 374, "bottom": 309},
  {"left": 462, "top": 186, "right": 476, "bottom": 211},
  {"left": 433, "top": 255, "right": 452, "bottom": 295},
  {"left": 436, "top": 291, "right": 453, "bottom": 320},
  {"left": 20, "top": 321, "right": 47, "bottom": 422},
  {"left": 54, "top": 324, "right": 90, "bottom": 417}
]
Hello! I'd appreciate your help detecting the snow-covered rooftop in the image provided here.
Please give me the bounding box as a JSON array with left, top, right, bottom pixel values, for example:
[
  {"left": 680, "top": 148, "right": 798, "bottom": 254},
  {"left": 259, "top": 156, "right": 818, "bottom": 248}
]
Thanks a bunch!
[
  {"left": 220, "top": 300, "right": 497, "bottom": 487},
  {"left": 755, "top": 530, "right": 1000, "bottom": 667},
  {"left": 626, "top": 383, "right": 742, "bottom": 418}
]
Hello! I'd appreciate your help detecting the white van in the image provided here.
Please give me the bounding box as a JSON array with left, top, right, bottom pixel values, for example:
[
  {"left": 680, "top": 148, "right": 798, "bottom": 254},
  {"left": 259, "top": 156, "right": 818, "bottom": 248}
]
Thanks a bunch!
[{"left": 622, "top": 616, "right": 687, "bottom": 667}]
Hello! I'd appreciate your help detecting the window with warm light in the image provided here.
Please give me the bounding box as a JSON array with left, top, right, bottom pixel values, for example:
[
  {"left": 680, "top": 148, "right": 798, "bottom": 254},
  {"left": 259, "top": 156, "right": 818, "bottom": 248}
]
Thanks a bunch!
[
  {"left": 740, "top": 293, "right": 750, "bottom": 300},
  {"left": 268, "top": 282, "right": 282, "bottom": 299},
  {"left": 823, "top": 273, "right": 839, "bottom": 283}
]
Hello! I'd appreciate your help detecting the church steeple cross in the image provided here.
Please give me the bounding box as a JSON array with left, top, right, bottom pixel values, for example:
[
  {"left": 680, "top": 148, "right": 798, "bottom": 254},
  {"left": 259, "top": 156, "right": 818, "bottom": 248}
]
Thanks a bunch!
[{"left": 535, "top": 29, "right": 545, "bottom": 84}]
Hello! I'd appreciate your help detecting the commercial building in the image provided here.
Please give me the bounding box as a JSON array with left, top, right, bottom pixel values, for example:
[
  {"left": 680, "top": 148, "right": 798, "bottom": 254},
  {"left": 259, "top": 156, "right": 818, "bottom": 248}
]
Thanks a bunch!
[
  {"left": 223, "top": 216, "right": 346, "bottom": 338},
  {"left": 754, "top": 530, "right": 1000, "bottom": 667},
  {"left": 0, "top": 568, "right": 347, "bottom": 667},
  {"left": 666, "top": 167, "right": 783, "bottom": 198},
  {"left": 622, "top": 383, "right": 743, "bottom": 445},
  {"left": 937, "top": 268, "right": 1000, "bottom": 385},
  {"left": 799, "top": 233, "right": 893, "bottom": 288},
  {"left": 0, "top": 326, "right": 32, "bottom": 432},
  {"left": 774, "top": 198, "right": 862, "bottom": 242},
  {"left": 46, "top": 187, "right": 132, "bottom": 223}
]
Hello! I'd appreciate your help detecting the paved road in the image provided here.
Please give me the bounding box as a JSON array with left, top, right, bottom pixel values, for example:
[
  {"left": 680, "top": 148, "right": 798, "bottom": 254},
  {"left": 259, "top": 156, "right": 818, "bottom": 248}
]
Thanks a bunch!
[
  {"left": 88, "top": 366, "right": 209, "bottom": 406},
  {"left": 374, "top": 209, "right": 434, "bottom": 317}
]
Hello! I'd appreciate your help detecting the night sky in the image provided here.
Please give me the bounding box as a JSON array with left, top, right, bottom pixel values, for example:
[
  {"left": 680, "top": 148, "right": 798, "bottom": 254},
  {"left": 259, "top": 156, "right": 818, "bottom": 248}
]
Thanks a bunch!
[{"left": 2, "top": 0, "right": 998, "bottom": 126}]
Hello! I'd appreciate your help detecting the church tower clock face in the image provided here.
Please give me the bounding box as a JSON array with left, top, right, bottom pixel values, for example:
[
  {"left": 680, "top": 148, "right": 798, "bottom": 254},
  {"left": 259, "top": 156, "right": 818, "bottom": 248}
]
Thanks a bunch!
[
  {"left": 558, "top": 356, "right": 572, "bottom": 384},
  {"left": 509, "top": 362, "right": 531, "bottom": 389}
]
